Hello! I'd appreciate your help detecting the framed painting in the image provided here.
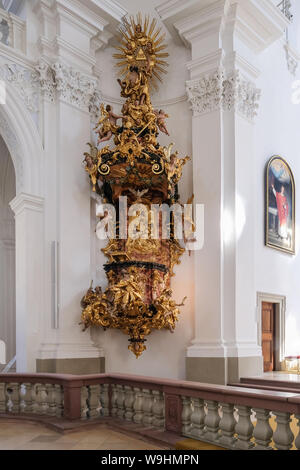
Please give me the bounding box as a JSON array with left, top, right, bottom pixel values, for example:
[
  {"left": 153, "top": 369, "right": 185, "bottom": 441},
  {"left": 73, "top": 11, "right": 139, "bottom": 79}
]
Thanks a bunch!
[{"left": 265, "top": 156, "right": 295, "bottom": 255}]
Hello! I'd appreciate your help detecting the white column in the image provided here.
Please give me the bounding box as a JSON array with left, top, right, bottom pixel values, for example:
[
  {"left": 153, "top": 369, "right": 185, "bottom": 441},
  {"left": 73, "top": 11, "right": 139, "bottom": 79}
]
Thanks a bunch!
[{"left": 10, "top": 193, "right": 45, "bottom": 372}]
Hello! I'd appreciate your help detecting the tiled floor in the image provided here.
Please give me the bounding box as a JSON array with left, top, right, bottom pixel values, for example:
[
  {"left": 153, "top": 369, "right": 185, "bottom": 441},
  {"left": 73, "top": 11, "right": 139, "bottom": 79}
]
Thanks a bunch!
[{"left": 0, "top": 420, "right": 164, "bottom": 450}]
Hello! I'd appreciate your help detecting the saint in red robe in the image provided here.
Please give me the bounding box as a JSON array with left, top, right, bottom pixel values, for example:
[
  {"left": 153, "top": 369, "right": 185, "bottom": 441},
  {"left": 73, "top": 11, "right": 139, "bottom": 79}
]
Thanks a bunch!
[{"left": 274, "top": 190, "right": 289, "bottom": 238}]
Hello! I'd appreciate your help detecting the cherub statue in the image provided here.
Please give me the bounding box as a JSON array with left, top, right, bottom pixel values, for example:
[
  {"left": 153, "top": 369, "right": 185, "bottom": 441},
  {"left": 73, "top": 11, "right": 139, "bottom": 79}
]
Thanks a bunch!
[
  {"left": 154, "top": 109, "right": 170, "bottom": 136},
  {"left": 166, "top": 153, "right": 190, "bottom": 183},
  {"left": 83, "top": 153, "right": 98, "bottom": 191},
  {"left": 94, "top": 104, "right": 122, "bottom": 145}
]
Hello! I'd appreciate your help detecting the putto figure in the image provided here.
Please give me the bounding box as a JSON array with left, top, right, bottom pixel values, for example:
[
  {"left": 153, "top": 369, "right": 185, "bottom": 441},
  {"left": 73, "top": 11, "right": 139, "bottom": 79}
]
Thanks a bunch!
[
  {"left": 154, "top": 109, "right": 170, "bottom": 136},
  {"left": 94, "top": 104, "right": 123, "bottom": 144}
]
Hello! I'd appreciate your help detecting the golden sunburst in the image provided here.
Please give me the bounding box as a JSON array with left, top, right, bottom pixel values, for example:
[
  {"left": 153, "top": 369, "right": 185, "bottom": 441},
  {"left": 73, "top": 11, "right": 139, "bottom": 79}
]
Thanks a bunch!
[{"left": 113, "top": 13, "right": 169, "bottom": 88}]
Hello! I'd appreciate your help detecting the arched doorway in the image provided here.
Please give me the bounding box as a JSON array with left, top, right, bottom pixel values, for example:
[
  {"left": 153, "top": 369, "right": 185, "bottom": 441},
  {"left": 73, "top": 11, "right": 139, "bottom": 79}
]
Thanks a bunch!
[
  {"left": 0, "top": 134, "right": 16, "bottom": 370},
  {"left": 0, "top": 82, "right": 44, "bottom": 372}
]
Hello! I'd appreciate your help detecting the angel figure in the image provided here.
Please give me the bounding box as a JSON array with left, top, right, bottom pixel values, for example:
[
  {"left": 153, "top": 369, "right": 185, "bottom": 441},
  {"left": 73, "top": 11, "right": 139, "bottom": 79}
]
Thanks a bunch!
[
  {"left": 154, "top": 109, "right": 170, "bottom": 136},
  {"left": 83, "top": 153, "right": 98, "bottom": 191},
  {"left": 94, "top": 104, "right": 122, "bottom": 145},
  {"left": 166, "top": 153, "right": 190, "bottom": 183}
]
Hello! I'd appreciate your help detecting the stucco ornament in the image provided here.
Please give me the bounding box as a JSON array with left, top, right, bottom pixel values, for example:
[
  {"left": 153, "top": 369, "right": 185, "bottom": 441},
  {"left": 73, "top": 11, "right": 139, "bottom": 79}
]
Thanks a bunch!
[
  {"left": 0, "top": 63, "right": 39, "bottom": 113},
  {"left": 186, "top": 69, "right": 261, "bottom": 121},
  {"left": 35, "top": 61, "right": 98, "bottom": 110},
  {"left": 186, "top": 69, "right": 224, "bottom": 115},
  {"left": 223, "top": 71, "right": 261, "bottom": 121}
]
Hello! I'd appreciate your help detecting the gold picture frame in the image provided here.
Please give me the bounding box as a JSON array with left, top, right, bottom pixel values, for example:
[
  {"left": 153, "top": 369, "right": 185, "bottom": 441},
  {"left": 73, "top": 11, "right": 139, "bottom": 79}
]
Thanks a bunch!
[{"left": 265, "top": 155, "right": 295, "bottom": 255}]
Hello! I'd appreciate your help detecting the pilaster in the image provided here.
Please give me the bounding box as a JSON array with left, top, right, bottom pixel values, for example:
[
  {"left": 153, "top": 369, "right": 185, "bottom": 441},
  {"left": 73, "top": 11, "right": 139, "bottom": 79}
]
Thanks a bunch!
[
  {"left": 10, "top": 193, "right": 45, "bottom": 372},
  {"left": 158, "top": 0, "right": 287, "bottom": 383}
]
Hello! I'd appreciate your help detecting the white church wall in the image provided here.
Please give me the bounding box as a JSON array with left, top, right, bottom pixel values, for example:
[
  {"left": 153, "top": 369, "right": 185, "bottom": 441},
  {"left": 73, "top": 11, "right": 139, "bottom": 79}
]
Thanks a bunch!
[{"left": 255, "top": 8, "right": 300, "bottom": 357}]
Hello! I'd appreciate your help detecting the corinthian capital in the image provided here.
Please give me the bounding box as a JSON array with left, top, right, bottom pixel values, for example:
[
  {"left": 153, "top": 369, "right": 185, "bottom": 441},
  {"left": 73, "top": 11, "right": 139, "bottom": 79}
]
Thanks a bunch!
[
  {"left": 186, "top": 69, "right": 261, "bottom": 122},
  {"left": 186, "top": 69, "right": 224, "bottom": 116}
]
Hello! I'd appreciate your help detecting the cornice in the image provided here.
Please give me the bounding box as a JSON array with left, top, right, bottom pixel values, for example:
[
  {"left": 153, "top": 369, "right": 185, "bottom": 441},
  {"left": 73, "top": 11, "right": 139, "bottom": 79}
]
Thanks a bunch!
[
  {"left": 226, "top": 0, "right": 289, "bottom": 53},
  {"left": 85, "top": 0, "right": 127, "bottom": 23},
  {"left": 10, "top": 193, "right": 45, "bottom": 216},
  {"left": 0, "top": 43, "right": 35, "bottom": 71},
  {"left": 55, "top": 0, "right": 109, "bottom": 34},
  {"left": 174, "top": 0, "right": 229, "bottom": 48},
  {"left": 37, "top": 35, "right": 96, "bottom": 73},
  {"left": 186, "top": 49, "right": 224, "bottom": 78},
  {"left": 224, "top": 51, "right": 260, "bottom": 80},
  {"left": 159, "top": 0, "right": 289, "bottom": 54}
]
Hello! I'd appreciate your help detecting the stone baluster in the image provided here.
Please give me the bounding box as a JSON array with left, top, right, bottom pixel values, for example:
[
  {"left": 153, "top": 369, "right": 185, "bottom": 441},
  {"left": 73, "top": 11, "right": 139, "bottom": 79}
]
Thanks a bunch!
[
  {"left": 116, "top": 385, "right": 125, "bottom": 420},
  {"left": 100, "top": 384, "right": 110, "bottom": 417},
  {"left": 190, "top": 398, "right": 206, "bottom": 439},
  {"left": 142, "top": 389, "right": 154, "bottom": 426},
  {"left": 6, "top": 384, "right": 13, "bottom": 412},
  {"left": 55, "top": 384, "right": 63, "bottom": 417},
  {"left": 124, "top": 386, "right": 135, "bottom": 422},
  {"left": 133, "top": 387, "right": 144, "bottom": 424},
  {"left": 88, "top": 385, "right": 101, "bottom": 419},
  {"left": 235, "top": 405, "right": 254, "bottom": 449},
  {"left": 7, "top": 383, "right": 20, "bottom": 414},
  {"left": 0, "top": 383, "right": 6, "bottom": 413},
  {"left": 295, "top": 415, "right": 300, "bottom": 451},
  {"left": 182, "top": 396, "right": 192, "bottom": 437},
  {"left": 81, "top": 386, "right": 89, "bottom": 419},
  {"left": 34, "top": 383, "right": 42, "bottom": 414},
  {"left": 204, "top": 400, "right": 221, "bottom": 442},
  {"left": 46, "top": 384, "right": 57, "bottom": 416},
  {"left": 31, "top": 384, "right": 38, "bottom": 414},
  {"left": 19, "top": 384, "right": 26, "bottom": 413},
  {"left": 22, "top": 384, "right": 33, "bottom": 414},
  {"left": 252, "top": 408, "right": 273, "bottom": 450},
  {"left": 152, "top": 390, "right": 165, "bottom": 429},
  {"left": 36, "top": 384, "right": 49, "bottom": 415},
  {"left": 219, "top": 403, "right": 237, "bottom": 448},
  {"left": 273, "top": 411, "right": 294, "bottom": 450},
  {"left": 111, "top": 384, "right": 118, "bottom": 417}
]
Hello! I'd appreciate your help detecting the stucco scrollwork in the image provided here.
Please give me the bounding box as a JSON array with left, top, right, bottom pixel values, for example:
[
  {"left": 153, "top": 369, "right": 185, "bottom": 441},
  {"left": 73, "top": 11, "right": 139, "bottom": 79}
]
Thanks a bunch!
[
  {"left": 223, "top": 71, "right": 261, "bottom": 121},
  {"left": 0, "top": 63, "right": 39, "bottom": 113},
  {"left": 52, "top": 62, "right": 98, "bottom": 109},
  {"left": 186, "top": 69, "right": 261, "bottom": 122},
  {"left": 186, "top": 69, "right": 224, "bottom": 116},
  {"left": 35, "top": 61, "right": 98, "bottom": 111}
]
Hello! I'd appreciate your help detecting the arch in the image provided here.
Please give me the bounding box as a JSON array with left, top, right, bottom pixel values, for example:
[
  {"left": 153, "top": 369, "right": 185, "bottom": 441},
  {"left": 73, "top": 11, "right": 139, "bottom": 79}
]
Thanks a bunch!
[
  {"left": 0, "top": 81, "right": 43, "bottom": 196},
  {"left": 0, "top": 80, "right": 45, "bottom": 372}
]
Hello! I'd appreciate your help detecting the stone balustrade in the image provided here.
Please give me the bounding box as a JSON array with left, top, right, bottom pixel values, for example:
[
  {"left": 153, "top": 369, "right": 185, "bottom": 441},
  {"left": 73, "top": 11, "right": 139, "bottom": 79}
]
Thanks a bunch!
[
  {"left": 0, "top": 8, "right": 26, "bottom": 54},
  {"left": 0, "top": 372, "right": 300, "bottom": 450}
]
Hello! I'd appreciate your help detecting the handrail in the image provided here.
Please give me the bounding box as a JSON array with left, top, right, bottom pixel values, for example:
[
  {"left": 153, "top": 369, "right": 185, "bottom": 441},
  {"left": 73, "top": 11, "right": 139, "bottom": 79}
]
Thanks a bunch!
[
  {"left": 0, "top": 372, "right": 300, "bottom": 449},
  {"left": 2, "top": 355, "right": 16, "bottom": 373}
]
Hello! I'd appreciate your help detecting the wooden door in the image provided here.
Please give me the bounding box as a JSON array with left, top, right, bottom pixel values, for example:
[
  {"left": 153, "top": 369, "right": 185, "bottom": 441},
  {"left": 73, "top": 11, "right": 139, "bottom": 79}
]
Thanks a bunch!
[{"left": 262, "top": 302, "right": 275, "bottom": 372}]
